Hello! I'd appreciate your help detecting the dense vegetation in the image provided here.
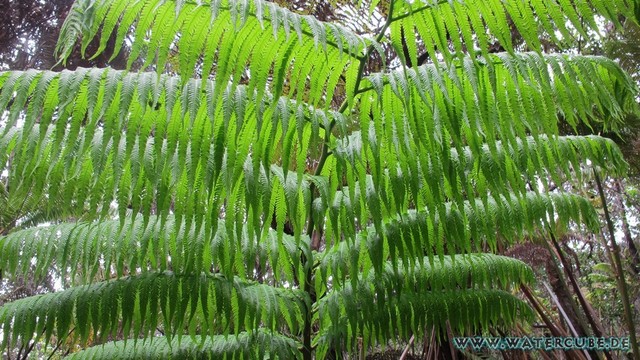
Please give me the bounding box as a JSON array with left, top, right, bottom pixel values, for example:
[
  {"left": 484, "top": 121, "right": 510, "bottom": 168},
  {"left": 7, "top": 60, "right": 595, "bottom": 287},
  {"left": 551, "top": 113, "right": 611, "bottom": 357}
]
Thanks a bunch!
[{"left": 0, "top": 0, "right": 639, "bottom": 358}]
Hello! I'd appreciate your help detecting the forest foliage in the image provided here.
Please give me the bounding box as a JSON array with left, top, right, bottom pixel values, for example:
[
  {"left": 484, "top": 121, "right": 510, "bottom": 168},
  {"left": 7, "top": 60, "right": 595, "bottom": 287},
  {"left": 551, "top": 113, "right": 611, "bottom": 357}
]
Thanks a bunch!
[{"left": 0, "top": 0, "right": 639, "bottom": 358}]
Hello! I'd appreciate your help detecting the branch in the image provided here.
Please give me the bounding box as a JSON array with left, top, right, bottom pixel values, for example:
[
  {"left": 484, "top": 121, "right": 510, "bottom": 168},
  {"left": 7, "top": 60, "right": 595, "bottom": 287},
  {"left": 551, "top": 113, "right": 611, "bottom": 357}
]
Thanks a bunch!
[
  {"left": 388, "top": 0, "right": 451, "bottom": 23},
  {"left": 46, "top": 327, "right": 75, "bottom": 360},
  {"left": 594, "top": 172, "right": 640, "bottom": 358}
]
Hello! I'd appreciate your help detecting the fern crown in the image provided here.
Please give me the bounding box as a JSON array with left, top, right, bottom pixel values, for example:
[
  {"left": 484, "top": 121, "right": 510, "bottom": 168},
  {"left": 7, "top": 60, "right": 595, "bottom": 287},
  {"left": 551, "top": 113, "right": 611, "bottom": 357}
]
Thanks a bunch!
[{"left": 0, "top": 0, "right": 638, "bottom": 358}]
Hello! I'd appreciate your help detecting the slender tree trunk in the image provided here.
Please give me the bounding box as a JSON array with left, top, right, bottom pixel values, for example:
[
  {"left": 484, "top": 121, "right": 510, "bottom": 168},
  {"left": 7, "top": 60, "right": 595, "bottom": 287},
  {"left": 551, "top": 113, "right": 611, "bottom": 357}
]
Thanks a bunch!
[
  {"left": 549, "top": 234, "right": 611, "bottom": 360},
  {"left": 614, "top": 179, "right": 640, "bottom": 275},
  {"left": 521, "top": 285, "right": 567, "bottom": 337},
  {"left": 542, "top": 240, "right": 592, "bottom": 334},
  {"left": 521, "top": 285, "right": 589, "bottom": 360},
  {"left": 594, "top": 173, "right": 639, "bottom": 359}
]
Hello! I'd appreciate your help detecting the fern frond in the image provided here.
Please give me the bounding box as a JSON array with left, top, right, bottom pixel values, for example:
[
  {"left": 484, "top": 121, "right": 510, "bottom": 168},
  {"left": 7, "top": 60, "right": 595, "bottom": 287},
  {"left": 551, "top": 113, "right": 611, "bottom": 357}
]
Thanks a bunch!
[
  {"left": 0, "top": 69, "right": 341, "bottom": 252},
  {"left": 335, "top": 131, "right": 627, "bottom": 195},
  {"left": 389, "top": 0, "right": 635, "bottom": 63},
  {"left": 0, "top": 271, "right": 307, "bottom": 348},
  {"left": 450, "top": 135, "right": 628, "bottom": 187},
  {"left": 55, "top": 0, "right": 368, "bottom": 106},
  {"left": 65, "top": 330, "right": 301, "bottom": 359},
  {"left": 0, "top": 216, "right": 305, "bottom": 286},
  {"left": 320, "top": 129, "right": 626, "bottom": 257},
  {"left": 319, "top": 192, "right": 599, "bottom": 282},
  {"left": 315, "top": 254, "right": 534, "bottom": 357},
  {"left": 2, "top": 1, "right": 639, "bottom": 356},
  {"left": 359, "top": 53, "right": 636, "bottom": 138},
  {"left": 333, "top": 53, "right": 635, "bottom": 255}
]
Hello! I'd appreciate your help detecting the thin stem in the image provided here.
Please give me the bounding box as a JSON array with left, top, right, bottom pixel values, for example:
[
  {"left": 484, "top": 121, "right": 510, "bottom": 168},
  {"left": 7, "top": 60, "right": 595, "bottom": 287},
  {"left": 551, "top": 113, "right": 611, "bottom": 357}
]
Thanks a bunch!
[
  {"left": 614, "top": 179, "right": 640, "bottom": 274},
  {"left": 520, "top": 284, "right": 567, "bottom": 337},
  {"left": 46, "top": 327, "right": 75, "bottom": 360},
  {"left": 300, "top": 3, "right": 397, "bottom": 359},
  {"left": 334, "top": 0, "right": 396, "bottom": 118},
  {"left": 541, "top": 281, "right": 591, "bottom": 360},
  {"left": 549, "top": 233, "right": 610, "bottom": 355},
  {"left": 388, "top": 0, "right": 451, "bottom": 23},
  {"left": 594, "top": 171, "right": 639, "bottom": 359},
  {"left": 399, "top": 335, "right": 415, "bottom": 360}
]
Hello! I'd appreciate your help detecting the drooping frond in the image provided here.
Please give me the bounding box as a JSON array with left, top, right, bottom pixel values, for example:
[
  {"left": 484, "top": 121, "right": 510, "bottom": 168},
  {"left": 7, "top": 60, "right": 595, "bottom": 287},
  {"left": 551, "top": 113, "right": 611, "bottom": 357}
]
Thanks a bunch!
[
  {"left": 2, "top": 0, "right": 639, "bottom": 356},
  {"left": 0, "top": 179, "right": 75, "bottom": 233},
  {"left": 0, "top": 216, "right": 304, "bottom": 286},
  {"left": 319, "top": 192, "right": 598, "bottom": 283},
  {"left": 363, "top": 53, "right": 636, "bottom": 133},
  {"left": 448, "top": 135, "right": 628, "bottom": 188},
  {"left": 0, "top": 271, "right": 307, "bottom": 348},
  {"left": 0, "top": 68, "right": 346, "bottom": 264},
  {"left": 56, "top": 0, "right": 369, "bottom": 106},
  {"left": 65, "top": 331, "right": 301, "bottom": 359},
  {"left": 359, "top": 53, "right": 636, "bottom": 141},
  {"left": 388, "top": 0, "right": 635, "bottom": 64},
  {"left": 323, "top": 52, "right": 635, "bottom": 250},
  {"left": 0, "top": 54, "right": 630, "bottom": 271},
  {"left": 315, "top": 254, "right": 534, "bottom": 358},
  {"left": 331, "top": 131, "right": 626, "bottom": 213}
]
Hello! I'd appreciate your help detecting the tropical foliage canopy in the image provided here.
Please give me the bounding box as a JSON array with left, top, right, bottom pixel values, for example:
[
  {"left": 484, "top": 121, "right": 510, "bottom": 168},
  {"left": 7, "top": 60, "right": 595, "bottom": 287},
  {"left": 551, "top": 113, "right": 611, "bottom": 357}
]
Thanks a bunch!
[{"left": 0, "top": 0, "right": 639, "bottom": 358}]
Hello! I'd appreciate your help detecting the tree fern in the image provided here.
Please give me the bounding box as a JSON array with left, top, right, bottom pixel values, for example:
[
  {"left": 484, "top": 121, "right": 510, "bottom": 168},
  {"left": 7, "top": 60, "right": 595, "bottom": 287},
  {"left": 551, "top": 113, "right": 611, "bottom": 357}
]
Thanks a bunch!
[
  {"left": 318, "top": 191, "right": 602, "bottom": 284},
  {"left": 316, "top": 254, "right": 535, "bottom": 357},
  {"left": 1, "top": 0, "right": 639, "bottom": 358}
]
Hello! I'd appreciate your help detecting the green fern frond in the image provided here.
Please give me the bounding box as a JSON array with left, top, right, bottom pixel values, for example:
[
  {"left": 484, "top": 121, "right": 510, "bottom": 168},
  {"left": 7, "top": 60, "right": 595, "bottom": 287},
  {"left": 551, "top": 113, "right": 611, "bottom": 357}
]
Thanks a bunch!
[
  {"left": 389, "top": 0, "right": 635, "bottom": 63},
  {"left": 315, "top": 254, "right": 534, "bottom": 357},
  {"left": 359, "top": 53, "right": 636, "bottom": 138},
  {"left": 65, "top": 330, "right": 301, "bottom": 359},
  {"left": 0, "top": 271, "right": 307, "bottom": 349},
  {"left": 55, "top": 0, "right": 368, "bottom": 105},
  {"left": 0, "top": 68, "right": 342, "bottom": 249},
  {"left": 333, "top": 52, "right": 636, "bottom": 253},
  {"left": 318, "top": 289, "right": 532, "bottom": 357},
  {"left": 386, "top": 253, "right": 535, "bottom": 290},
  {"left": 2, "top": 0, "right": 639, "bottom": 357},
  {"left": 0, "top": 216, "right": 304, "bottom": 286},
  {"left": 319, "top": 192, "right": 598, "bottom": 282},
  {"left": 335, "top": 131, "right": 627, "bottom": 193},
  {"left": 451, "top": 135, "right": 629, "bottom": 185}
]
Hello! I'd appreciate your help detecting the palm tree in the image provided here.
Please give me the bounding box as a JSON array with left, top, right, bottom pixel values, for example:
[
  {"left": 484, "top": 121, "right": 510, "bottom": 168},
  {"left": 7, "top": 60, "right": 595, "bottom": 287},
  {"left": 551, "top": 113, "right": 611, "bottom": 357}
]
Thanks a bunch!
[{"left": 0, "top": 0, "right": 638, "bottom": 358}]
